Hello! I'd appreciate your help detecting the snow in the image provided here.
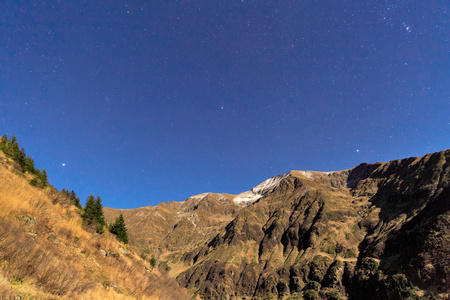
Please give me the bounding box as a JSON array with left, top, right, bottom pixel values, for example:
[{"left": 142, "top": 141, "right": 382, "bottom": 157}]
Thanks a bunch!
[
  {"left": 297, "top": 170, "right": 314, "bottom": 179},
  {"left": 185, "top": 170, "right": 340, "bottom": 207},
  {"left": 189, "top": 193, "right": 210, "bottom": 200},
  {"left": 233, "top": 172, "right": 290, "bottom": 206},
  {"left": 177, "top": 193, "right": 210, "bottom": 215},
  {"left": 232, "top": 170, "right": 339, "bottom": 206},
  {"left": 252, "top": 172, "right": 290, "bottom": 194},
  {"left": 295, "top": 170, "right": 336, "bottom": 178},
  {"left": 233, "top": 191, "right": 262, "bottom": 205}
]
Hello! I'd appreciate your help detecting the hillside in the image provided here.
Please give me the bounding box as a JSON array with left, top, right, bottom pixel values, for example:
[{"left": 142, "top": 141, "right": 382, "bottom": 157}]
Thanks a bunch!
[
  {"left": 105, "top": 149, "right": 450, "bottom": 299},
  {"left": 0, "top": 150, "right": 189, "bottom": 299}
]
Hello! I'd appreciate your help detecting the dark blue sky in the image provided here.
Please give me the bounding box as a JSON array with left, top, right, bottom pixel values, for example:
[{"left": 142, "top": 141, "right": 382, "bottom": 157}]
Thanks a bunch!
[{"left": 1, "top": 1, "right": 449, "bottom": 208}]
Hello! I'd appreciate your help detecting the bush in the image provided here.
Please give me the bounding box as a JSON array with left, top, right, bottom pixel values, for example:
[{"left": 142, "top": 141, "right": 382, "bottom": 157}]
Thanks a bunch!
[
  {"left": 361, "top": 258, "right": 379, "bottom": 271},
  {"left": 304, "top": 289, "right": 318, "bottom": 300},
  {"left": 304, "top": 281, "right": 321, "bottom": 291},
  {"left": 325, "top": 289, "right": 344, "bottom": 300},
  {"left": 150, "top": 256, "right": 157, "bottom": 269}
]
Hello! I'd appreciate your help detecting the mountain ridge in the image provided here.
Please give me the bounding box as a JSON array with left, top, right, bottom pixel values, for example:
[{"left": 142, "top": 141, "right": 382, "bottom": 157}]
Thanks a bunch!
[{"left": 105, "top": 149, "right": 450, "bottom": 299}]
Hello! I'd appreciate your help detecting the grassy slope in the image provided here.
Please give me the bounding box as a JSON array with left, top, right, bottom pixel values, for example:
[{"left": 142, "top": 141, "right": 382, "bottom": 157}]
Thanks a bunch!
[
  {"left": 103, "top": 192, "right": 242, "bottom": 272},
  {"left": 0, "top": 151, "right": 189, "bottom": 300},
  {"left": 118, "top": 151, "right": 447, "bottom": 299}
]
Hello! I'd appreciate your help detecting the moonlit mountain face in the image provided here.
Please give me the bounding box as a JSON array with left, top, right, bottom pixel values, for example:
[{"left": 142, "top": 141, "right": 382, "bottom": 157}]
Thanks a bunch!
[
  {"left": 1, "top": 3, "right": 449, "bottom": 299},
  {"left": 105, "top": 149, "right": 450, "bottom": 299},
  {"left": 1, "top": 2, "right": 449, "bottom": 209}
]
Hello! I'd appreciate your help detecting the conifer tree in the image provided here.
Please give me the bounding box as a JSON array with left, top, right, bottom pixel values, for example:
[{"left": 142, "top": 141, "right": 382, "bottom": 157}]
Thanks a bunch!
[
  {"left": 70, "top": 190, "right": 82, "bottom": 208},
  {"left": 83, "top": 194, "right": 106, "bottom": 233},
  {"left": 10, "top": 135, "right": 19, "bottom": 158},
  {"left": 0, "top": 134, "right": 7, "bottom": 150},
  {"left": 0, "top": 133, "right": 46, "bottom": 186},
  {"left": 94, "top": 196, "right": 106, "bottom": 226},
  {"left": 17, "top": 147, "right": 27, "bottom": 171},
  {"left": 109, "top": 214, "right": 129, "bottom": 244},
  {"left": 24, "top": 156, "right": 35, "bottom": 173},
  {"left": 0, "top": 135, "right": 12, "bottom": 156},
  {"left": 0, "top": 136, "right": 7, "bottom": 156},
  {"left": 83, "top": 194, "right": 97, "bottom": 225},
  {"left": 41, "top": 169, "right": 48, "bottom": 186}
]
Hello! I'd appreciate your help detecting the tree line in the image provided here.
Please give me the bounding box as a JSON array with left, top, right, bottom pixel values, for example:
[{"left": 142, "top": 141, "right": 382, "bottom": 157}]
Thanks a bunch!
[
  {"left": 0, "top": 133, "right": 128, "bottom": 244},
  {"left": 0, "top": 134, "right": 48, "bottom": 187},
  {"left": 80, "top": 194, "right": 128, "bottom": 244}
]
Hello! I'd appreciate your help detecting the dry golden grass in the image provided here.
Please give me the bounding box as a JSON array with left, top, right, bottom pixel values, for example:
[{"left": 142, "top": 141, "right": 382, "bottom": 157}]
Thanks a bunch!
[
  {"left": 0, "top": 152, "right": 189, "bottom": 299},
  {"left": 0, "top": 273, "right": 13, "bottom": 298}
]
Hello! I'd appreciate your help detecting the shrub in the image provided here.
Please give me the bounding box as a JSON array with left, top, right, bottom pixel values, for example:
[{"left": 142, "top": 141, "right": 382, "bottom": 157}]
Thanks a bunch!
[
  {"left": 150, "top": 256, "right": 157, "bottom": 269},
  {"left": 304, "top": 289, "right": 318, "bottom": 300},
  {"left": 325, "top": 289, "right": 344, "bottom": 300},
  {"left": 304, "top": 281, "right": 321, "bottom": 291}
]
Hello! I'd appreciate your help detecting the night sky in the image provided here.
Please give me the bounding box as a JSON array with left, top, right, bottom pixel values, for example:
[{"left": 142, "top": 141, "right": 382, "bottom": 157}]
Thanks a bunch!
[{"left": 1, "top": 1, "right": 449, "bottom": 208}]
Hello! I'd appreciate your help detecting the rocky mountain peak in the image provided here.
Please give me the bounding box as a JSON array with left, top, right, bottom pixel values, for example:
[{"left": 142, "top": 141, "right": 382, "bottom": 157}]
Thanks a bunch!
[{"left": 105, "top": 149, "right": 450, "bottom": 299}]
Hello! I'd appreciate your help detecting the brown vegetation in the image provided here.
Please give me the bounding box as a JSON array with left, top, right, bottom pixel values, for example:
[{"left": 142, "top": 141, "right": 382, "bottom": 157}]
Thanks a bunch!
[
  {"left": 107, "top": 149, "right": 450, "bottom": 299},
  {"left": 0, "top": 151, "right": 189, "bottom": 299}
]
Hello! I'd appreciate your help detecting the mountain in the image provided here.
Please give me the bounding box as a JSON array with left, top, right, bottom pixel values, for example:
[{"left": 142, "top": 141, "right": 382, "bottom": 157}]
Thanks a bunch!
[
  {"left": 0, "top": 150, "right": 189, "bottom": 299},
  {"left": 105, "top": 149, "right": 450, "bottom": 300}
]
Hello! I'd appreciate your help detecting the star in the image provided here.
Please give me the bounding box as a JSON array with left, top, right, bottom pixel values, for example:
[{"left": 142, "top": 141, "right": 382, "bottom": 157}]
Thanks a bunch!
[
  {"left": 62, "top": 163, "right": 66, "bottom": 166},
  {"left": 356, "top": 149, "right": 360, "bottom": 153}
]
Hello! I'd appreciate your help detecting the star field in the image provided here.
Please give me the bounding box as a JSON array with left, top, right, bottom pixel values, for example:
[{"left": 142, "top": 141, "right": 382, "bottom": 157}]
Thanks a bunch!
[{"left": 1, "top": 1, "right": 449, "bottom": 208}]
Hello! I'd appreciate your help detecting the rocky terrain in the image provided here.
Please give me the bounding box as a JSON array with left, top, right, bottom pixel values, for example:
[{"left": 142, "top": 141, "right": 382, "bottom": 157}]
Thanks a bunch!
[{"left": 105, "top": 149, "right": 450, "bottom": 299}]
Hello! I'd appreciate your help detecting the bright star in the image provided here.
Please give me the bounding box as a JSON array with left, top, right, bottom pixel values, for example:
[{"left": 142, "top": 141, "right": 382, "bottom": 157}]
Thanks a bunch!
[
  {"left": 356, "top": 149, "right": 360, "bottom": 153},
  {"left": 62, "top": 163, "right": 66, "bottom": 166}
]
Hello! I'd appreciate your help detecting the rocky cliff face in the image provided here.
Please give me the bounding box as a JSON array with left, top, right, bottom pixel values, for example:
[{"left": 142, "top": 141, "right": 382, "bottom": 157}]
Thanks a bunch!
[{"left": 105, "top": 150, "right": 450, "bottom": 299}]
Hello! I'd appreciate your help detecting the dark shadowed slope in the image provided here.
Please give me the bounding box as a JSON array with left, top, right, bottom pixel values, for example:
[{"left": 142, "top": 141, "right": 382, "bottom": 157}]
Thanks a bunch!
[{"left": 106, "top": 149, "right": 450, "bottom": 300}]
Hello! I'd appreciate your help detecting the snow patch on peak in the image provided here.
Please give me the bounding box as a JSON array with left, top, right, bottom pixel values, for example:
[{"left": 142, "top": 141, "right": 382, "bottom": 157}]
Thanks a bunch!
[
  {"left": 252, "top": 172, "right": 291, "bottom": 195},
  {"left": 233, "top": 172, "right": 291, "bottom": 206},
  {"left": 233, "top": 191, "right": 262, "bottom": 206},
  {"left": 189, "top": 193, "right": 210, "bottom": 200},
  {"left": 297, "top": 170, "right": 314, "bottom": 179},
  {"left": 292, "top": 170, "right": 337, "bottom": 179}
]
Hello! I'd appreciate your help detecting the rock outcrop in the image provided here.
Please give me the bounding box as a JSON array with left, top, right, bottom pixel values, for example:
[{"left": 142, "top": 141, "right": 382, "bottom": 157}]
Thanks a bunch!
[{"left": 106, "top": 149, "right": 450, "bottom": 299}]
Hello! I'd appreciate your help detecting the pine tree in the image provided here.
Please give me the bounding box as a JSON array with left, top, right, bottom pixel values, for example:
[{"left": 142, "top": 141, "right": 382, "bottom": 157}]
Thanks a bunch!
[
  {"left": 17, "top": 147, "right": 27, "bottom": 171},
  {"left": 41, "top": 169, "right": 48, "bottom": 186},
  {"left": 0, "top": 135, "right": 12, "bottom": 157},
  {"left": 24, "top": 156, "right": 35, "bottom": 173},
  {"left": 83, "top": 194, "right": 107, "bottom": 234},
  {"left": 94, "top": 196, "right": 106, "bottom": 226},
  {"left": 0, "top": 133, "right": 47, "bottom": 187},
  {"left": 0, "top": 134, "right": 7, "bottom": 151},
  {"left": 10, "top": 135, "right": 19, "bottom": 158},
  {"left": 70, "top": 190, "right": 82, "bottom": 208},
  {"left": 83, "top": 194, "right": 97, "bottom": 225},
  {"left": 109, "top": 214, "right": 129, "bottom": 244}
]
